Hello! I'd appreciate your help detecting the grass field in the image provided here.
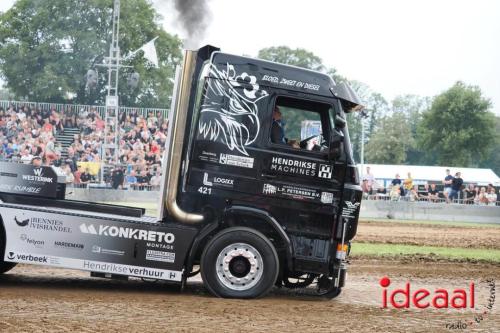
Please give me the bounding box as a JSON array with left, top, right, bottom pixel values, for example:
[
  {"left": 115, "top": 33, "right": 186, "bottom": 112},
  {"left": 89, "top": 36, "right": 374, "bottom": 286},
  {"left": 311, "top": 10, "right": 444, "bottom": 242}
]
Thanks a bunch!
[
  {"left": 98, "top": 200, "right": 499, "bottom": 263},
  {"left": 351, "top": 242, "right": 500, "bottom": 262},
  {"left": 360, "top": 217, "right": 500, "bottom": 228}
]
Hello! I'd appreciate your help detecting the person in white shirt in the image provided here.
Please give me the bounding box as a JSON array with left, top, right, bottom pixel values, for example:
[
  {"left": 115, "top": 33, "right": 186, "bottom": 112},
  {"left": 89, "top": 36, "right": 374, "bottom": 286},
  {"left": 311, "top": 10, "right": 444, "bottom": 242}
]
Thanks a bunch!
[
  {"left": 486, "top": 187, "right": 497, "bottom": 206},
  {"left": 19, "top": 149, "right": 34, "bottom": 164},
  {"left": 364, "top": 166, "right": 375, "bottom": 188}
]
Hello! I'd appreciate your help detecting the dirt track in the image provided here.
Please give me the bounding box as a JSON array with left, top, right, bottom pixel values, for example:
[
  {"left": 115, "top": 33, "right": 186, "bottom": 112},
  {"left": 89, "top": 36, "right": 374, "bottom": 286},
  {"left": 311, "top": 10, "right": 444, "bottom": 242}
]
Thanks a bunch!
[
  {"left": 1, "top": 220, "right": 499, "bottom": 332},
  {"left": 0, "top": 258, "right": 498, "bottom": 333},
  {"left": 356, "top": 221, "right": 500, "bottom": 249}
]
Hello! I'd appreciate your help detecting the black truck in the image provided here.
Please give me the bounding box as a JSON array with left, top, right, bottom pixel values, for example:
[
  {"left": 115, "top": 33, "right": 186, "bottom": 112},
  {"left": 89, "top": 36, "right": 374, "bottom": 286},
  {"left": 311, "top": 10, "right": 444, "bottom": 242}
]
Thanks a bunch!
[{"left": 0, "top": 46, "right": 363, "bottom": 299}]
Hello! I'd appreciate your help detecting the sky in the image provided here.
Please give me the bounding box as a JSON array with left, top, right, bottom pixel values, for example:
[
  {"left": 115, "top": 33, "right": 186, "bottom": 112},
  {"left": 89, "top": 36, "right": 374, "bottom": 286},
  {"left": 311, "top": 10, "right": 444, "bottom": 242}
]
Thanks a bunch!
[{"left": 1, "top": 0, "right": 499, "bottom": 115}]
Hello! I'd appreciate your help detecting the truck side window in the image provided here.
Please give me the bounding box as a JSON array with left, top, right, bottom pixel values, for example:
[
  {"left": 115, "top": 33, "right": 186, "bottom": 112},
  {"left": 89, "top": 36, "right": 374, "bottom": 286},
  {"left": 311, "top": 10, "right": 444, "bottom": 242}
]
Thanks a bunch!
[{"left": 271, "top": 96, "right": 330, "bottom": 152}]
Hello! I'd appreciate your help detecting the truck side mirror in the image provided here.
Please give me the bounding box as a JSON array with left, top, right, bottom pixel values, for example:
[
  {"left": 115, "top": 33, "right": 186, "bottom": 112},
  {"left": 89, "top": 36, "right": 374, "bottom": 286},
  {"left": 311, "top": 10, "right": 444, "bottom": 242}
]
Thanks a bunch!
[
  {"left": 329, "top": 134, "right": 344, "bottom": 160},
  {"left": 334, "top": 114, "right": 346, "bottom": 128}
]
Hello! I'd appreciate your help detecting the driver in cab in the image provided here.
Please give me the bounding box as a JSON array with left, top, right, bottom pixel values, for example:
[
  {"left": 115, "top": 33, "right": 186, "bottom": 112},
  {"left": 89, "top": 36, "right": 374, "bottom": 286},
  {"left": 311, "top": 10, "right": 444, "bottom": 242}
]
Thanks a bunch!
[
  {"left": 271, "top": 106, "right": 321, "bottom": 151},
  {"left": 271, "top": 106, "right": 287, "bottom": 144}
]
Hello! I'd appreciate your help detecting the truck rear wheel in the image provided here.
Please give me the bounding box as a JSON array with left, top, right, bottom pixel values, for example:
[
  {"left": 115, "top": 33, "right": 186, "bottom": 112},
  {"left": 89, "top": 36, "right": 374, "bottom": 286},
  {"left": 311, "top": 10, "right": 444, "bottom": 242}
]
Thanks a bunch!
[{"left": 201, "top": 227, "right": 279, "bottom": 299}]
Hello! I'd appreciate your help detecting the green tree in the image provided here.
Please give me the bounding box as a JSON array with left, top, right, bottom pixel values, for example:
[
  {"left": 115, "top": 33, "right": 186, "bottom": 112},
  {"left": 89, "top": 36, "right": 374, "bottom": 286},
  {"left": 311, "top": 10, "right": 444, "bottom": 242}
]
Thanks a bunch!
[
  {"left": 391, "top": 94, "right": 431, "bottom": 164},
  {"left": 479, "top": 116, "right": 500, "bottom": 176},
  {"left": 0, "top": 0, "right": 182, "bottom": 107},
  {"left": 365, "top": 112, "right": 414, "bottom": 164},
  {"left": 348, "top": 81, "right": 389, "bottom": 162},
  {"left": 417, "top": 81, "right": 495, "bottom": 167},
  {"left": 258, "top": 46, "right": 324, "bottom": 71}
]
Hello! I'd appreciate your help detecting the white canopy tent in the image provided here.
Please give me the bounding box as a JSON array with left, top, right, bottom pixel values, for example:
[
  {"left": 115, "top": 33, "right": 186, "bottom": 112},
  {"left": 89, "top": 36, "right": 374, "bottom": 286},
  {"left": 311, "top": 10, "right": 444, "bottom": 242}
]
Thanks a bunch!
[{"left": 358, "top": 164, "right": 500, "bottom": 188}]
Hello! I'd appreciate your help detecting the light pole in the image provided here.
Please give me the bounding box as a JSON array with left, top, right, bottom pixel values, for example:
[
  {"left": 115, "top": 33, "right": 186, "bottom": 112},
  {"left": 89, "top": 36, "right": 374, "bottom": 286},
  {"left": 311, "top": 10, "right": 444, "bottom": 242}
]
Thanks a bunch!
[
  {"left": 359, "top": 109, "right": 369, "bottom": 176},
  {"left": 95, "top": 0, "right": 132, "bottom": 184},
  {"left": 88, "top": 0, "right": 157, "bottom": 184}
]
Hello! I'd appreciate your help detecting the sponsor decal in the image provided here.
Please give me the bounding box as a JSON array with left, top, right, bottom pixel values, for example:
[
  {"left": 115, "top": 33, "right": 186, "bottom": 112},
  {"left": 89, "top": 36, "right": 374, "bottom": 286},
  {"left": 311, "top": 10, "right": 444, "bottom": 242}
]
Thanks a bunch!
[
  {"left": 146, "top": 242, "right": 174, "bottom": 251},
  {"left": 263, "top": 183, "right": 277, "bottom": 195},
  {"left": 92, "top": 245, "right": 124, "bottom": 256},
  {"left": 203, "top": 172, "right": 234, "bottom": 188},
  {"left": 2, "top": 185, "right": 42, "bottom": 194},
  {"left": 321, "top": 192, "right": 334, "bottom": 204},
  {"left": 6, "top": 252, "right": 48, "bottom": 263},
  {"left": 342, "top": 201, "right": 361, "bottom": 218},
  {"left": 263, "top": 183, "right": 325, "bottom": 202},
  {"left": 82, "top": 261, "right": 180, "bottom": 281},
  {"left": 15, "top": 216, "right": 71, "bottom": 233},
  {"left": 20, "top": 234, "right": 45, "bottom": 248},
  {"left": 198, "top": 150, "right": 220, "bottom": 164},
  {"left": 318, "top": 164, "right": 333, "bottom": 179},
  {"left": 270, "top": 157, "right": 317, "bottom": 177},
  {"left": 219, "top": 153, "right": 254, "bottom": 168},
  {"left": 202, "top": 173, "right": 213, "bottom": 186},
  {"left": 145, "top": 250, "right": 175, "bottom": 263},
  {"left": 15, "top": 216, "right": 29, "bottom": 227},
  {"left": 22, "top": 168, "right": 53, "bottom": 183},
  {"left": 79, "top": 224, "right": 175, "bottom": 244},
  {"left": 269, "top": 157, "right": 333, "bottom": 179},
  {"left": 54, "top": 241, "right": 84, "bottom": 250},
  {"left": 0, "top": 162, "right": 57, "bottom": 197}
]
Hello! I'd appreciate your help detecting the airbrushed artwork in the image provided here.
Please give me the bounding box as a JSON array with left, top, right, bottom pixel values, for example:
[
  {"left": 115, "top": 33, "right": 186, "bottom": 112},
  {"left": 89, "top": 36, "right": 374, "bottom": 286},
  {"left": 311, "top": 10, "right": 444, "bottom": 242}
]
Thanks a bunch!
[{"left": 198, "top": 63, "right": 269, "bottom": 156}]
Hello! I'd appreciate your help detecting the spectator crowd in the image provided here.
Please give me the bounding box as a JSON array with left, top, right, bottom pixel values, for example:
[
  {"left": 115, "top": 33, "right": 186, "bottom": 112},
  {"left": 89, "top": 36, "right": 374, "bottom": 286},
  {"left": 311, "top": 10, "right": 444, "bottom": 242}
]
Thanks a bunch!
[
  {"left": 0, "top": 104, "right": 64, "bottom": 165},
  {"left": 361, "top": 167, "right": 499, "bottom": 206},
  {"left": 2, "top": 102, "right": 499, "bottom": 201},
  {"left": 0, "top": 103, "right": 168, "bottom": 190}
]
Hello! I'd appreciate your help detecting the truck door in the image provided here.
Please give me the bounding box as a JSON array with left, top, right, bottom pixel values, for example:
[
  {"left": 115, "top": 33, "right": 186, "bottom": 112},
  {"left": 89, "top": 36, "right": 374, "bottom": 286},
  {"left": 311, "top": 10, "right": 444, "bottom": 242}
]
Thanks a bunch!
[{"left": 258, "top": 95, "right": 341, "bottom": 207}]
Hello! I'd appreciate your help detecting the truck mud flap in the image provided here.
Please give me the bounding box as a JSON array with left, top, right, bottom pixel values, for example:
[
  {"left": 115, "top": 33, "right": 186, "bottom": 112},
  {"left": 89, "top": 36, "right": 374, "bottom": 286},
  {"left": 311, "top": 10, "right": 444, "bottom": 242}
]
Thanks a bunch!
[{"left": 335, "top": 184, "right": 362, "bottom": 241}]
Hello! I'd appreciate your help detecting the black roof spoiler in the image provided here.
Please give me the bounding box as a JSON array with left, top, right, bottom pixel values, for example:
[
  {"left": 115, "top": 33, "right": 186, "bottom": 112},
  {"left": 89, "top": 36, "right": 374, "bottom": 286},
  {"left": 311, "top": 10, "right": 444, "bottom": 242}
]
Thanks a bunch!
[
  {"left": 196, "top": 45, "right": 365, "bottom": 113},
  {"left": 330, "top": 82, "right": 365, "bottom": 113}
]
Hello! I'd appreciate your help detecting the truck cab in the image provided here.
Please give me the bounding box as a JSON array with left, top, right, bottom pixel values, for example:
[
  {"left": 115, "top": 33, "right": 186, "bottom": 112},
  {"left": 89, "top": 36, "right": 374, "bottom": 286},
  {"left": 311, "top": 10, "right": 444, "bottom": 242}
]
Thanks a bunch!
[{"left": 0, "top": 46, "right": 363, "bottom": 299}]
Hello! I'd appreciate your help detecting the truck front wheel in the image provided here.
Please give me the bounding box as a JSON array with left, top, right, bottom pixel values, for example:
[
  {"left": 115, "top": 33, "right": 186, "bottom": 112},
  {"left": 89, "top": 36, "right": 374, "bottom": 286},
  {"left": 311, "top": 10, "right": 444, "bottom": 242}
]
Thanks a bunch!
[{"left": 201, "top": 227, "right": 279, "bottom": 299}]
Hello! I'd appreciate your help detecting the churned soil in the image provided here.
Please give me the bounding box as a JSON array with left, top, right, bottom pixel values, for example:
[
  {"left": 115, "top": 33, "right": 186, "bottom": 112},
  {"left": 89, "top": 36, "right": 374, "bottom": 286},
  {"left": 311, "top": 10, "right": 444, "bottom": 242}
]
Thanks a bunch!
[
  {"left": 356, "top": 220, "right": 500, "bottom": 249},
  {"left": 1, "top": 221, "right": 498, "bottom": 332},
  {"left": 0, "top": 259, "right": 498, "bottom": 333}
]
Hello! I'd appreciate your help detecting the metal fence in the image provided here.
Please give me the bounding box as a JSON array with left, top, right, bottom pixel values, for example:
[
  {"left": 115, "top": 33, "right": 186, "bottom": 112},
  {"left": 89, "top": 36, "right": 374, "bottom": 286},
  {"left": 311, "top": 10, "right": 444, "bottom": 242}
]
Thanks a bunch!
[
  {"left": 68, "top": 183, "right": 160, "bottom": 191},
  {"left": 0, "top": 100, "right": 169, "bottom": 118},
  {"left": 363, "top": 193, "right": 500, "bottom": 206}
]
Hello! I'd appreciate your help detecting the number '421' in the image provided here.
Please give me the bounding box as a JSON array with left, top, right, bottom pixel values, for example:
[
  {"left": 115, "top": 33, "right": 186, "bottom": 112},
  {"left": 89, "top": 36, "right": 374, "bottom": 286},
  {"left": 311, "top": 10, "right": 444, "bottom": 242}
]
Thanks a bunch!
[{"left": 198, "top": 186, "right": 212, "bottom": 195}]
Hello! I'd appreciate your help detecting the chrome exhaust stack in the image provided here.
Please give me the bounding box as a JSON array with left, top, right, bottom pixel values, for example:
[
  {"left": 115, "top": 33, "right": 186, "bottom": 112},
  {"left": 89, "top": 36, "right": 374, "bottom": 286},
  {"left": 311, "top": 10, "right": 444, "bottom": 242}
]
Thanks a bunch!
[{"left": 159, "top": 50, "right": 204, "bottom": 223}]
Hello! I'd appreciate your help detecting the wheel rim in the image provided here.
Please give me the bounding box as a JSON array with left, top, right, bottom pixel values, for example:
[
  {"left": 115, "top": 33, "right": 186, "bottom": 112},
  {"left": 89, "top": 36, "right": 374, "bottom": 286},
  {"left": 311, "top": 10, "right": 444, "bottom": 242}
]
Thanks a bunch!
[{"left": 215, "top": 242, "right": 264, "bottom": 291}]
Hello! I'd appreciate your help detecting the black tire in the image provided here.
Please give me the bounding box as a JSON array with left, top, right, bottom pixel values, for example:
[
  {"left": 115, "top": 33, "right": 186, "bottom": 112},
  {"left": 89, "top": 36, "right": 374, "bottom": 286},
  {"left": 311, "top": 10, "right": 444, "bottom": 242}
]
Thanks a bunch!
[
  {"left": 318, "top": 287, "right": 342, "bottom": 299},
  {"left": 0, "top": 261, "right": 16, "bottom": 275},
  {"left": 0, "top": 227, "right": 16, "bottom": 274},
  {"left": 201, "top": 227, "right": 279, "bottom": 299}
]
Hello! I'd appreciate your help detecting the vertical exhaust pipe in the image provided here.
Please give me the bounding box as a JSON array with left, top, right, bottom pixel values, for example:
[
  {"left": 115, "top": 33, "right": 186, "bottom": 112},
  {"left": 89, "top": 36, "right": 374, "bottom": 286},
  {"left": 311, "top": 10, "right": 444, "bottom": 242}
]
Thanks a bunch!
[{"left": 162, "top": 50, "right": 204, "bottom": 223}]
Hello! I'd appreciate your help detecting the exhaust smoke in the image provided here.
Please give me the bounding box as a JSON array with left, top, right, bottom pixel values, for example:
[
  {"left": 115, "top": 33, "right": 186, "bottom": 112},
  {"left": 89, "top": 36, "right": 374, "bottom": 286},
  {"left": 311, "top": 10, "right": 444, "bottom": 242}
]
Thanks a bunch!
[{"left": 169, "top": 0, "right": 213, "bottom": 49}]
